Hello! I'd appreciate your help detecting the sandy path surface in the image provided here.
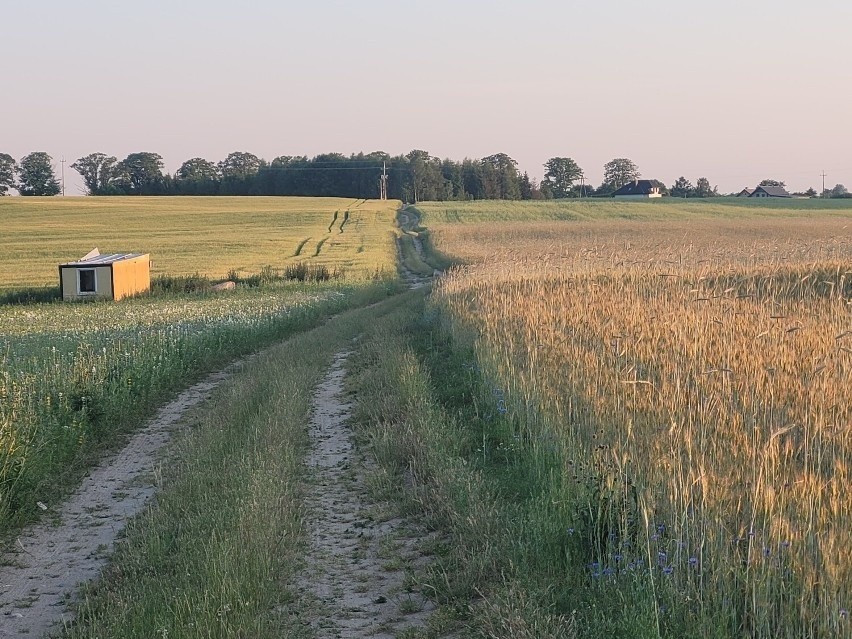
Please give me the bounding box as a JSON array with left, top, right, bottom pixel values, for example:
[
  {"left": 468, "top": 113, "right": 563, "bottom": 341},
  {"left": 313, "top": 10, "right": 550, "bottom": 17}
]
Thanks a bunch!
[
  {"left": 299, "top": 352, "right": 435, "bottom": 638},
  {"left": 0, "top": 364, "right": 243, "bottom": 638}
]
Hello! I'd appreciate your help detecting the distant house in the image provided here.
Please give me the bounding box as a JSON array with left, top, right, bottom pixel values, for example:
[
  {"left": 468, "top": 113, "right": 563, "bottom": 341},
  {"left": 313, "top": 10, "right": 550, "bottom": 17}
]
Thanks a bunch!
[
  {"left": 59, "top": 249, "right": 151, "bottom": 301},
  {"left": 749, "top": 185, "right": 792, "bottom": 198},
  {"left": 612, "top": 179, "right": 666, "bottom": 199},
  {"left": 737, "top": 188, "right": 754, "bottom": 197}
]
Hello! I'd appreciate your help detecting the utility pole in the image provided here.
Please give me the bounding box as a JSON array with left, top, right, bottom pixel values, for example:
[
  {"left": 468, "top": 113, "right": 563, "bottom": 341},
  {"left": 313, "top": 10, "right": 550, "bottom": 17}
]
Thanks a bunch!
[
  {"left": 61, "top": 156, "right": 66, "bottom": 196},
  {"left": 820, "top": 170, "right": 827, "bottom": 197},
  {"left": 579, "top": 175, "right": 586, "bottom": 198},
  {"left": 379, "top": 161, "right": 388, "bottom": 200}
]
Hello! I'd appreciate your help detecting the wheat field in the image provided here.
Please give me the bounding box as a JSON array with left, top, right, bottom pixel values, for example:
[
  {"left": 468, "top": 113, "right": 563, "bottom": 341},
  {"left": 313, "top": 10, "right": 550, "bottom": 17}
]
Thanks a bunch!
[
  {"left": 0, "top": 196, "right": 400, "bottom": 289},
  {"left": 422, "top": 200, "right": 852, "bottom": 637}
]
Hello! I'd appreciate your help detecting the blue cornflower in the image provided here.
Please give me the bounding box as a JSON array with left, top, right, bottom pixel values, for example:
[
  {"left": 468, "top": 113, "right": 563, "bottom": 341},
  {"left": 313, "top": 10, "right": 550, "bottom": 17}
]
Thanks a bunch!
[
  {"left": 662, "top": 566, "right": 674, "bottom": 575},
  {"left": 688, "top": 556, "right": 699, "bottom": 567},
  {"left": 614, "top": 554, "right": 623, "bottom": 562}
]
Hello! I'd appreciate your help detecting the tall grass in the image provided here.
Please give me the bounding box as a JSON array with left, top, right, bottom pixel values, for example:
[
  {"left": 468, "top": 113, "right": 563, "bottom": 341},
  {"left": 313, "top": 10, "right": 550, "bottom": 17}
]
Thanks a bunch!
[
  {"left": 0, "top": 281, "right": 400, "bottom": 535},
  {"left": 425, "top": 213, "right": 852, "bottom": 637}
]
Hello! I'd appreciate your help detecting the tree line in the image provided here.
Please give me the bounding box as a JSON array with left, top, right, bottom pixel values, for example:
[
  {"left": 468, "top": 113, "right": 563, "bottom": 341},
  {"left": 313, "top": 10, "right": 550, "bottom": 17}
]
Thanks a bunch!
[{"left": 1, "top": 150, "right": 848, "bottom": 200}]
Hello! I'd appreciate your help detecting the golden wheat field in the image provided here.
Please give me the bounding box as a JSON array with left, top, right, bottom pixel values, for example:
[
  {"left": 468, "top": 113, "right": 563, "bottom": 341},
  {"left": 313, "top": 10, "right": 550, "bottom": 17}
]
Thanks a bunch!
[
  {"left": 0, "top": 196, "right": 400, "bottom": 290},
  {"left": 423, "top": 201, "right": 852, "bottom": 636}
]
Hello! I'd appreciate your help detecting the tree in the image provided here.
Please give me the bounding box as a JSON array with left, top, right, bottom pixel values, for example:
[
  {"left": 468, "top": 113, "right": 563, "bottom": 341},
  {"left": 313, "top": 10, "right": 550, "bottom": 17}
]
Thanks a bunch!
[
  {"left": 759, "top": 179, "right": 786, "bottom": 188},
  {"left": 117, "top": 152, "right": 164, "bottom": 194},
  {"left": 694, "top": 177, "right": 718, "bottom": 198},
  {"left": 0, "top": 153, "right": 17, "bottom": 195},
  {"left": 671, "top": 176, "right": 694, "bottom": 198},
  {"left": 218, "top": 152, "right": 262, "bottom": 179},
  {"left": 71, "top": 153, "right": 118, "bottom": 195},
  {"left": 804, "top": 187, "right": 818, "bottom": 198},
  {"left": 830, "top": 184, "right": 848, "bottom": 198},
  {"left": 603, "top": 158, "right": 640, "bottom": 189},
  {"left": 176, "top": 157, "right": 219, "bottom": 181},
  {"left": 218, "top": 152, "right": 262, "bottom": 196},
  {"left": 18, "top": 152, "right": 60, "bottom": 196},
  {"left": 542, "top": 157, "right": 583, "bottom": 198},
  {"left": 482, "top": 153, "right": 520, "bottom": 200},
  {"left": 174, "top": 158, "right": 220, "bottom": 195}
]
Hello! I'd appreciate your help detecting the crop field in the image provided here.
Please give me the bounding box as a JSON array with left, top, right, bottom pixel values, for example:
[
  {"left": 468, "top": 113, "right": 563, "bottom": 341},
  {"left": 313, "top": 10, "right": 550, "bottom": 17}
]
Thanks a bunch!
[
  {"left": 419, "top": 200, "right": 852, "bottom": 637},
  {"left": 0, "top": 196, "right": 399, "bottom": 290},
  {"left": 0, "top": 197, "right": 401, "bottom": 534}
]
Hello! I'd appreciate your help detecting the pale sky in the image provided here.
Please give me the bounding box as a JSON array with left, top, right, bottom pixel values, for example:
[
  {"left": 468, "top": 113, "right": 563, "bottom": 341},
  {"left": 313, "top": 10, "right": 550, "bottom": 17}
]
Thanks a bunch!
[{"left": 3, "top": 0, "right": 851, "bottom": 195}]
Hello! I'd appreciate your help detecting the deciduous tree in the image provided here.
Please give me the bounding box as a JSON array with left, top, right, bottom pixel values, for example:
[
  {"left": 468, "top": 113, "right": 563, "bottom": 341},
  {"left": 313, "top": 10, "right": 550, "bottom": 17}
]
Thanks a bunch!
[
  {"left": 0, "top": 153, "right": 17, "bottom": 195},
  {"left": 482, "top": 153, "right": 520, "bottom": 200},
  {"left": 603, "top": 158, "right": 640, "bottom": 189},
  {"left": 176, "top": 158, "right": 219, "bottom": 181},
  {"left": 694, "top": 177, "right": 717, "bottom": 198},
  {"left": 670, "top": 176, "right": 694, "bottom": 198},
  {"left": 18, "top": 152, "right": 60, "bottom": 196},
  {"left": 218, "top": 152, "right": 262, "bottom": 179},
  {"left": 117, "top": 152, "right": 164, "bottom": 194},
  {"left": 542, "top": 157, "right": 583, "bottom": 198},
  {"left": 830, "top": 184, "right": 848, "bottom": 198},
  {"left": 71, "top": 153, "right": 118, "bottom": 195},
  {"left": 759, "top": 179, "right": 786, "bottom": 188}
]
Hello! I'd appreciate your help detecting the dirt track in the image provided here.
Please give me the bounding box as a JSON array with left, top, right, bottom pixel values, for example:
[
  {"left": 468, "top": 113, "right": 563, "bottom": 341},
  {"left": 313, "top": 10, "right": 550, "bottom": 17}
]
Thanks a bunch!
[
  {"left": 297, "top": 351, "right": 435, "bottom": 637},
  {"left": 0, "top": 365, "right": 241, "bottom": 637}
]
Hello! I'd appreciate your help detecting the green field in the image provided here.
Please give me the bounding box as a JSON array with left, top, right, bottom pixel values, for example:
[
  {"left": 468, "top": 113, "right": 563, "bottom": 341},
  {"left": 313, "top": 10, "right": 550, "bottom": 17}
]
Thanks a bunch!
[
  {"left": 0, "top": 196, "right": 399, "bottom": 290},
  {"left": 416, "top": 196, "right": 852, "bottom": 225}
]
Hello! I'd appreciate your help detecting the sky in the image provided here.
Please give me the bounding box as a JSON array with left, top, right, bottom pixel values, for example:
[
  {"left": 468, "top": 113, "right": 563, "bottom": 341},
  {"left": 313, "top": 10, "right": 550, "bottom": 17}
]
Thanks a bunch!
[{"left": 3, "top": 0, "right": 851, "bottom": 195}]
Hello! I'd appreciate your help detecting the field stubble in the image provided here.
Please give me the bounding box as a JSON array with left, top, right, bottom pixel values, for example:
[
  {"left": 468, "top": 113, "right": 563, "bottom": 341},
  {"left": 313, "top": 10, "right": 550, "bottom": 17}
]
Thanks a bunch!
[{"left": 424, "top": 202, "right": 852, "bottom": 637}]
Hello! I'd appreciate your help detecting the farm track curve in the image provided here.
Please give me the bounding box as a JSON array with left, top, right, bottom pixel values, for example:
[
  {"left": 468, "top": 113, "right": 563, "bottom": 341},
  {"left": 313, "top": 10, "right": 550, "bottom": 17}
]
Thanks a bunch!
[{"left": 0, "top": 356, "right": 258, "bottom": 637}]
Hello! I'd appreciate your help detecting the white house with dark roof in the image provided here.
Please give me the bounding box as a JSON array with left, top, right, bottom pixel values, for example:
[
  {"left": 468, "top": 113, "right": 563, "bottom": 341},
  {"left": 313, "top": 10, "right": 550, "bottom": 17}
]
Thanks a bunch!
[
  {"left": 749, "top": 185, "right": 791, "bottom": 198},
  {"left": 612, "top": 179, "right": 666, "bottom": 199}
]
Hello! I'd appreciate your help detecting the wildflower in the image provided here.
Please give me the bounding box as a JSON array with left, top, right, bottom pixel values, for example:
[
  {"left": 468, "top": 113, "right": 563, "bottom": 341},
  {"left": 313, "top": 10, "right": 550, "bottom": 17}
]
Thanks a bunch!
[
  {"left": 840, "top": 609, "right": 848, "bottom": 620},
  {"left": 688, "top": 556, "right": 699, "bottom": 567},
  {"left": 614, "top": 554, "right": 623, "bottom": 562},
  {"left": 657, "top": 551, "right": 667, "bottom": 566},
  {"left": 567, "top": 528, "right": 575, "bottom": 536},
  {"left": 663, "top": 566, "right": 674, "bottom": 575},
  {"left": 603, "top": 567, "right": 614, "bottom": 577}
]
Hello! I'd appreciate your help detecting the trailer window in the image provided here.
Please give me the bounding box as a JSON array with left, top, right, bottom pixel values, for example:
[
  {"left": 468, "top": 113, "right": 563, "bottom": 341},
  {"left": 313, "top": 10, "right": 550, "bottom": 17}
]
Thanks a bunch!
[{"left": 78, "top": 269, "right": 96, "bottom": 294}]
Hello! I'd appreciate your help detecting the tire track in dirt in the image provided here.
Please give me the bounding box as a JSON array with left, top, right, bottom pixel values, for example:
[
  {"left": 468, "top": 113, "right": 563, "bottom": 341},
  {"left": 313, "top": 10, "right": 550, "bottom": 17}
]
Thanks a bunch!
[
  {"left": 299, "top": 352, "right": 436, "bottom": 638},
  {"left": 0, "top": 360, "right": 251, "bottom": 638}
]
